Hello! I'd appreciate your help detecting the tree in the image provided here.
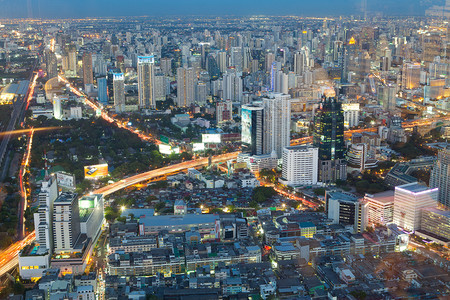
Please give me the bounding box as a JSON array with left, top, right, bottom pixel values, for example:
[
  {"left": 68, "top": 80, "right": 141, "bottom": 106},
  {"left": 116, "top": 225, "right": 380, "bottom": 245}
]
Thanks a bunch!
[
  {"left": 313, "top": 188, "right": 326, "bottom": 196},
  {"left": 154, "top": 202, "right": 166, "bottom": 212}
]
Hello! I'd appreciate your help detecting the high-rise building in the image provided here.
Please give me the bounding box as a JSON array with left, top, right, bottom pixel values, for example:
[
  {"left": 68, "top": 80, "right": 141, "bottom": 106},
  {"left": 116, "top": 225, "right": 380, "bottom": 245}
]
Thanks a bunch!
[
  {"left": 45, "top": 49, "right": 58, "bottom": 79},
  {"left": 53, "top": 192, "right": 81, "bottom": 253},
  {"left": 342, "top": 103, "right": 360, "bottom": 129},
  {"left": 137, "top": 56, "right": 155, "bottom": 109},
  {"left": 34, "top": 175, "right": 59, "bottom": 253},
  {"left": 97, "top": 77, "right": 108, "bottom": 105},
  {"left": 262, "top": 93, "right": 291, "bottom": 158},
  {"left": 418, "top": 207, "right": 450, "bottom": 244},
  {"left": 153, "top": 73, "right": 168, "bottom": 102},
  {"left": 82, "top": 53, "right": 93, "bottom": 88},
  {"left": 281, "top": 145, "right": 318, "bottom": 186},
  {"left": 195, "top": 82, "right": 207, "bottom": 106},
  {"left": 377, "top": 85, "right": 397, "bottom": 111},
  {"left": 113, "top": 73, "right": 125, "bottom": 113},
  {"left": 313, "top": 96, "right": 346, "bottom": 183},
  {"left": 160, "top": 58, "right": 173, "bottom": 76},
  {"left": 230, "top": 47, "right": 243, "bottom": 71},
  {"left": 326, "top": 191, "right": 368, "bottom": 233},
  {"left": 241, "top": 104, "right": 264, "bottom": 156},
  {"left": 393, "top": 182, "right": 439, "bottom": 232},
  {"left": 362, "top": 190, "right": 394, "bottom": 226},
  {"left": 177, "top": 67, "right": 195, "bottom": 107},
  {"left": 63, "top": 44, "right": 77, "bottom": 77},
  {"left": 53, "top": 96, "right": 62, "bottom": 120},
  {"left": 222, "top": 69, "right": 243, "bottom": 102},
  {"left": 216, "top": 100, "right": 233, "bottom": 124},
  {"left": 217, "top": 51, "right": 227, "bottom": 74},
  {"left": 430, "top": 147, "right": 450, "bottom": 208},
  {"left": 401, "top": 62, "right": 421, "bottom": 90}
]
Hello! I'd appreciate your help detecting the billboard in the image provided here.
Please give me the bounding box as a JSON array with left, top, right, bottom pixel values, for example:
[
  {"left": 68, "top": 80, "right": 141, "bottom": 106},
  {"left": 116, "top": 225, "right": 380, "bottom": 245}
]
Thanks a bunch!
[
  {"left": 159, "top": 144, "right": 180, "bottom": 155},
  {"left": 55, "top": 171, "right": 75, "bottom": 189},
  {"left": 202, "top": 133, "right": 221, "bottom": 144},
  {"left": 241, "top": 108, "right": 252, "bottom": 145},
  {"left": 192, "top": 143, "right": 205, "bottom": 152},
  {"left": 84, "top": 164, "right": 108, "bottom": 179}
]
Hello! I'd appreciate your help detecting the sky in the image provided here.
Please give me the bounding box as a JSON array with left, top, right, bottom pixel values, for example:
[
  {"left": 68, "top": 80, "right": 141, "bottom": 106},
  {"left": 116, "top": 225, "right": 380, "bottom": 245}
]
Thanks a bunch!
[{"left": 0, "top": 0, "right": 437, "bottom": 19}]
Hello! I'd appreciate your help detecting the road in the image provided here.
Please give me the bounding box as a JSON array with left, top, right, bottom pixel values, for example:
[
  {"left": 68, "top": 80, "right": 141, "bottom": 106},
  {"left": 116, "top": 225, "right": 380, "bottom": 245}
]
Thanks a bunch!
[
  {"left": 93, "top": 152, "right": 240, "bottom": 196},
  {"left": 0, "top": 232, "right": 35, "bottom": 277}
]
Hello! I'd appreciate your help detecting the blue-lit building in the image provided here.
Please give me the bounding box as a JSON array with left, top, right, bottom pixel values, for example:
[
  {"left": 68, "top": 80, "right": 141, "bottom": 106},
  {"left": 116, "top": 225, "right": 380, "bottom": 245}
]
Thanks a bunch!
[{"left": 97, "top": 77, "right": 108, "bottom": 105}]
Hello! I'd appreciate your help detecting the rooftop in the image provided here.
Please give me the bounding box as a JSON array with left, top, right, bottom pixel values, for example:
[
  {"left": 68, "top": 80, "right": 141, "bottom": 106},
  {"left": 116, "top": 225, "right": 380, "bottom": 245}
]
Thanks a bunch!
[
  {"left": 139, "top": 213, "right": 219, "bottom": 227},
  {"left": 364, "top": 190, "right": 395, "bottom": 204},
  {"left": 396, "top": 182, "right": 437, "bottom": 194}
]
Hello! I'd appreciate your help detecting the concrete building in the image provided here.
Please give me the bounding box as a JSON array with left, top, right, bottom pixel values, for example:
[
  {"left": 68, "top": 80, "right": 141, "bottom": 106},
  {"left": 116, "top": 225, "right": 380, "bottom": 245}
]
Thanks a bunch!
[
  {"left": 326, "top": 191, "right": 368, "bottom": 233},
  {"left": 82, "top": 53, "right": 93, "bottom": 88},
  {"left": 280, "top": 145, "right": 318, "bottom": 186},
  {"left": 393, "top": 183, "right": 439, "bottom": 232},
  {"left": 216, "top": 100, "right": 232, "bottom": 124},
  {"left": 137, "top": 56, "right": 155, "bottom": 109},
  {"left": 342, "top": 103, "right": 360, "bottom": 128},
  {"left": 113, "top": 73, "right": 125, "bottom": 113},
  {"left": 263, "top": 93, "right": 291, "bottom": 158},
  {"left": 53, "top": 192, "right": 81, "bottom": 253},
  {"left": 177, "top": 67, "right": 195, "bottom": 107},
  {"left": 417, "top": 207, "right": 450, "bottom": 246},
  {"left": 241, "top": 103, "right": 264, "bottom": 156},
  {"left": 363, "top": 191, "right": 395, "bottom": 226}
]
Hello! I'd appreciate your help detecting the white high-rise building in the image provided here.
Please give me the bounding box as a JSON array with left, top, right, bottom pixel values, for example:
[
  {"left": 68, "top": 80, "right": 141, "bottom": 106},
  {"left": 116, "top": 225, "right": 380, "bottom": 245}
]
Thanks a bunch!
[
  {"left": 153, "top": 73, "right": 168, "bottom": 102},
  {"left": 430, "top": 147, "right": 450, "bottom": 208},
  {"left": 393, "top": 182, "right": 439, "bottom": 232},
  {"left": 217, "top": 51, "right": 227, "bottom": 73},
  {"left": 137, "top": 56, "right": 155, "bottom": 109},
  {"left": 230, "top": 47, "right": 243, "bottom": 71},
  {"left": 222, "top": 69, "right": 243, "bottom": 102},
  {"left": 113, "top": 73, "right": 125, "bottom": 113},
  {"left": 177, "top": 67, "right": 195, "bottom": 107},
  {"left": 34, "top": 175, "right": 59, "bottom": 253},
  {"left": 195, "top": 82, "right": 207, "bottom": 106},
  {"left": 342, "top": 103, "right": 360, "bottom": 129},
  {"left": 263, "top": 93, "right": 291, "bottom": 158},
  {"left": 53, "top": 192, "right": 80, "bottom": 253},
  {"left": 281, "top": 145, "right": 318, "bottom": 185},
  {"left": 53, "top": 96, "right": 62, "bottom": 120}
]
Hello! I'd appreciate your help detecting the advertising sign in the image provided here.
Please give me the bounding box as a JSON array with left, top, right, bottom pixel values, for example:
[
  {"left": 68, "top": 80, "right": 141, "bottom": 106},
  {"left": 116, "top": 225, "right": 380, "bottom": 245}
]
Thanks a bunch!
[
  {"left": 55, "top": 171, "right": 75, "bottom": 189},
  {"left": 241, "top": 108, "right": 252, "bottom": 145},
  {"left": 84, "top": 164, "right": 108, "bottom": 179},
  {"left": 202, "top": 133, "right": 221, "bottom": 144}
]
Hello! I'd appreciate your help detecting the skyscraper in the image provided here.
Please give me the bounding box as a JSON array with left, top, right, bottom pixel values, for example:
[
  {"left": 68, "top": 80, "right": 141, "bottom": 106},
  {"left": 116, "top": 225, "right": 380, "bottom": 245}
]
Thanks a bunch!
[
  {"left": 313, "top": 96, "right": 347, "bottom": 183},
  {"left": 393, "top": 183, "right": 439, "bottom": 232},
  {"left": 45, "top": 49, "right": 58, "bottom": 79},
  {"left": 34, "top": 175, "right": 58, "bottom": 253},
  {"left": 53, "top": 192, "right": 81, "bottom": 253},
  {"left": 216, "top": 100, "right": 233, "bottom": 125},
  {"left": 262, "top": 93, "right": 291, "bottom": 158},
  {"left": 82, "top": 52, "right": 93, "bottom": 88},
  {"left": 430, "top": 147, "right": 450, "bottom": 208},
  {"left": 137, "top": 56, "right": 155, "bottom": 109},
  {"left": 401, "top": 62, "right": 421, "bottom": 90},
  {"left": 97, "top": 77, "right": 108, "bottom": 105},
  {"left": 241, "top": 104, "right": 264, "bottom": 156},
  {"left": 177, "top": 67, "right": 195, "bottom": 107},
  {"left": 113, "top": 73, "right": 125, "bottom": 113}
]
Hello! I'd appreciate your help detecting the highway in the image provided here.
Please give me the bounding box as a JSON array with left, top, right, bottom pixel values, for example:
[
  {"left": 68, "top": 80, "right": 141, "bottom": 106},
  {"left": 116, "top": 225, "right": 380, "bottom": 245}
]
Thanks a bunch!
[
  {"left": 0, "top": 232, "right": 35, "bottom": 277},
  {"left": 93, "top": 152, "right": 240, "bottom": 196}
]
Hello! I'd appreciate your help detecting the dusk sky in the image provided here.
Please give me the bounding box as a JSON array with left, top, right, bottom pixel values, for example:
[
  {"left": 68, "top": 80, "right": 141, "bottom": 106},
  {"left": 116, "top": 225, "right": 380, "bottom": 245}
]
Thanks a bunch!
[{"left": 0, "top": 0, "right": 437, "bottom": 18}]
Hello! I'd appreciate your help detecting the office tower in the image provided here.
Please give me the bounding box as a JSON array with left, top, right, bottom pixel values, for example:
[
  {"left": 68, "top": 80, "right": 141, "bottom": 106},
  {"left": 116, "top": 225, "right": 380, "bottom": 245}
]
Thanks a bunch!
[
  {"left": 346, "top": 143, "right": 377, "bottom": 172},
  {"left": 418, "top": 207, "right": 450, "bottom": 243},
  {"left": 241, "top": 104, "right": 264, "bottom": 155},
  {"left": 313, "top": 96, "right": 346, "bottom": 183},
  {"left": 357, "top": 51, "right": 370, "bottom": 80},
  {"left": 363, "top": 191, "right": 395, "bottom": 226},
  {"left": 137, "top": 56, "right": 155, "bottom": 109},
  {"left": 326, "top": 191, "right": 368, "bottom": 233},
  {"left": 97, "top": 77, "right": 108, "bottom": 105},
  {"left": 34, "top": 175, "right": 58, "bottom": 253},
  {"left": 217, "top": 51, "right": 227, "bottom": 73},
  {"left": 281, "top": 145, "right": 319, "bottom": 185},
  {"left": 113, "top": 73, "right": 125, "bottom": 113},
  {"left": 45, "top": 49, "right": 58, "bottom": 79},
  {"left": 200, "top": 43, "right": 210, "bottom": 69},
  {"left": 273, "top": 71, "right": 289, "bottom": 94},
  {"left": 263, "top": 93, "right": 291, "bottom": 158},
  {"left": 195, "top": 82, "right": 207, "bottom": 106},
  {"left": 377, "top": 85, "right": 397, "bottom": 111},
  {"left": 430, "top": 147, "right": 450, "bottom": 208},
  {"left": 422, "top": 33, "right": 443, "bottom": 66},
  {"left": 401, "top": 62, "right": 421, "bottom": 90},
  {"left": 53, "top": 97, "right": 62, "bottom": 120},
  {"left": 342, "top": 103, "right": 360, "bottom": 128},
  {"left": 216, "top": 100, "right": 232, "bottom": 124},
  {"left": 82, "top": 53, "right": 93, "bottom": 88},
  {"left": 53, "top": 192, "right": 81, "bottom": 253},
  {"left": 177, "top": 67, "right": 195, "bottom": 107},
  {"left": 393, "top": 183, "right": 439, "bottom": 232},
  {"left": 160, "top": 58, "right": 173, "bottom": 76},
  {"left": 222, "top": 69, "right": 243, "bottom": 102}
]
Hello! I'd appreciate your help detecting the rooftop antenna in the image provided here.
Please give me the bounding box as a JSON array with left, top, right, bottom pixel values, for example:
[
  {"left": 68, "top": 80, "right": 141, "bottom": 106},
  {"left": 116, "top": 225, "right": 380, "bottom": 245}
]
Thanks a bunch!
[{"left": 43, "top": 150, "right": 49, "bottom": 179}]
